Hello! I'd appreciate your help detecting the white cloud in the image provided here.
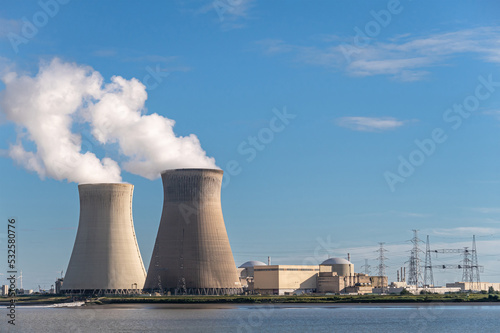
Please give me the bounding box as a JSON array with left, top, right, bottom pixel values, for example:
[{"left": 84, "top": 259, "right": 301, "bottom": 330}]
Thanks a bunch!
[
  {"left": 431, "top": 227, "right": 500, "bottom": 237},
  {"left": 198, "top": 0, "right": 255, "bottom": 30},
  {"left": 335, "top": 116, "right": 412, "bottom": 132},
  {"left": 0, "top": 18, "right": 21, "bottom": 38},
  {"left": 256, "top": 39, "right": 294, "bottom": 55},
  {"left": 346, "top": 210, "right": 430, "bottom": 218},
  {"left": 122, "top": 55, "right": 178, "bottom": 64},
  {"left": 257, "top": 27, "right": 500, "bottom": 81},
  {"left": 0, "top": 56, "right": 14, "bottom": 77},
  {"left": 482, "top": 109, "right": 500, "bottom": 121},
  {"left": 469, "top": 207, "right": 500, "bottom": 214},
  {"left": 389, "top": 211, "right": 430, "bottom": 218},
  {"left": 91, "top": 49, "right": 118, "bottom": 57}
]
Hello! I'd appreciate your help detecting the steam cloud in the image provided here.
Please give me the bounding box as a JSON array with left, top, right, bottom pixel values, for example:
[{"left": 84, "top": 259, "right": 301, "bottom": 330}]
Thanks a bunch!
[{"left": 0, "top": 58, "right": 217, "bottom": 183}]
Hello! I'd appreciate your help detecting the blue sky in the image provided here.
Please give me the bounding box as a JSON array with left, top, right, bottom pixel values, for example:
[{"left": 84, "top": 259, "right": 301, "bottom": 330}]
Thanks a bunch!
[{"left": 1, "top": 0, "right": 500, "bottom": 290}]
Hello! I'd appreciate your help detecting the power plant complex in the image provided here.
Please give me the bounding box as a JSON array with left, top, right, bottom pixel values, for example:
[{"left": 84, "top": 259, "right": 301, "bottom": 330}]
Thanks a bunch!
[{"left": 55, "top": 169, "right": 497, "bottom": 296}]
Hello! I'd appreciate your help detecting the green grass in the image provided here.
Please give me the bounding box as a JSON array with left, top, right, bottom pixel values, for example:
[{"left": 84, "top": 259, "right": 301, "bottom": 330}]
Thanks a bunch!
[
  {"left": 90, "top": 293, "right": 500, "bottom": 305},
  {"left": 1, "top": 293, "right": 498, "bottom": 305},
  {"left": 0, "top": 295, "right": 73, "bottom": 305}
]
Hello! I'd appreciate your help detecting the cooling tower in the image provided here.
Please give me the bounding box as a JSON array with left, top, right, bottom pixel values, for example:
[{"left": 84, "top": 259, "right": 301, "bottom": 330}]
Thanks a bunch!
[
  {"left": 62, "top": 183, "right": 146, "bottom": 294},
  {"left": 144, "top": 169, "right": 242, "bottom": 295}
]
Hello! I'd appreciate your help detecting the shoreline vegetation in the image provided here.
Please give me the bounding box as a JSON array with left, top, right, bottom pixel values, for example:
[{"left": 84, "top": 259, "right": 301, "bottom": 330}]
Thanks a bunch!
[{"left": 1, "top": 293, "right": 499, "bottom": 306}]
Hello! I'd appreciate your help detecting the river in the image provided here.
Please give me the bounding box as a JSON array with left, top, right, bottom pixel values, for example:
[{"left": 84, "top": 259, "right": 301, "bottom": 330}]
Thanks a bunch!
[{"left": 3, "top": 303, "right": 500, "bottom": 332}]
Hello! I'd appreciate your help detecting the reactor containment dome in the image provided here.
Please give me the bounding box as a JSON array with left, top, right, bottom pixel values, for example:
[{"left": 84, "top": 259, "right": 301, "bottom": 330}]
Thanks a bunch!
[{"left": 320, "top": 258, "right": 354, "bottom": 277}]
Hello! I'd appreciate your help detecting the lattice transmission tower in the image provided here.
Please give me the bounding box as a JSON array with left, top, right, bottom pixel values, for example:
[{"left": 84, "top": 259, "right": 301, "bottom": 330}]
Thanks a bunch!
[
  {"left": 424, "top": 235, "right": 434, "bottom": 289},
  {"left": 407, "top": 229, "right": 423, "bottom": 287},
  {"left": 429, "top": 235, "right": 482, "bottom": 291},
  {"left": 376, "top": 242, "right": 388, "bottom": 293},
  {"left": 462, "top": 247, "right": 472, "bottom": 284},
  {"left": 361, "top": 259, "right": 371, "bottom": 275},
  {"left": 471, "top": 235, "right": 481, "bottom": 290}
]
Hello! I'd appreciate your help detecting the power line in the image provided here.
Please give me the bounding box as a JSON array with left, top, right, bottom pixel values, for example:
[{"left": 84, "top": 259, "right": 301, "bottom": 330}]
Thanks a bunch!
[
  {"left": 471, "top": 235, "right": 481, "bottom": 290},
  {"left": 424, "top": 235, "right": 434, "bottom": 289},
  {"left": 376, "top": 242, "right": 388, "bottom": 293},
  {"left": 462, "top": 247, "right": 472, "bottom": 284},
  {"left": 427, "top": 235, "right": 482, "bottom": 290},
  {"left": 361, "top": 259, "right": 371, "bottom": 275},
  {"left": 407, "top": 229, "right": 423, "bottom": 287}
]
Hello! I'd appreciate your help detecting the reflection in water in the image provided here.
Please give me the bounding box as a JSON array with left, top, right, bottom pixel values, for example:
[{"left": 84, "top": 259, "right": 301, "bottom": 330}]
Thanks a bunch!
[{"left": 5, "top": 303, "right": 500, "bottom": 333}]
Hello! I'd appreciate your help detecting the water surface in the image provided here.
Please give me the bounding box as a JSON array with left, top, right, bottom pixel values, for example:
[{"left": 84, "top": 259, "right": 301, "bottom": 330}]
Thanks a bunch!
[{"left": 3, "top": 303, "right": 499, "bottom": 332}]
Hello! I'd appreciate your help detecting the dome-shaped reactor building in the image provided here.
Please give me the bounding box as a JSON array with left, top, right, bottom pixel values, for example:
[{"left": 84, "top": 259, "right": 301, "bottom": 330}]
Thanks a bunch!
[
  {"left": 144, "top": 169, "right": 242, "bottom": 295},
  {"left": 62, "top": 183, "right": 147, "bottom": 294},
  {"left": 239, "top": 261, "right": 267, "bottom": 269},
  {"left": 238, "top": 260, "right": 268, "bottom": 288},
  {"left": 320, "top": 258, "right": 354, "bottom": 276}
]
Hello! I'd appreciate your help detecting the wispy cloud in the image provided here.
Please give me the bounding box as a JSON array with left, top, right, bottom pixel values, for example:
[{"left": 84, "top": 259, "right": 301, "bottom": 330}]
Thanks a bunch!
[
  {"left": 431, "top": 227, "right": 500, "bottom": 237},
  {"left": 92, "top": 50, "right": 176, "bottom": 63},
  {"left": 468, "top": 179, "right": 500, "bottom": 185},
  {"left": 389, "top": 211, "right": 430, "bottom": 218},
  {"left": 122, "top": 55, "right": 178, "bottom": 64},
  {"left": 91, "top": 50, "right": 192, "bottom": 72},
  {"left": 482, "top": 109, "right": 500, "bottom": 121},
  {"left": 346, "top": 210, "right": 430, "bottom": 219},
  {"left": 266, "top": 234, "right": 500, "bottom": 281},
  {"left": 257, "top": 39, "right": 294, "bottom": 55},
  {"left": 0, "top": 56, "right": 14, "bottom": 76},
  {"left": 469, "top": 207, "right": 500, "bottom": 214},
  {"left": 92, "top": 49, "right": 117, "bottom": 57},
  {"left": 0, "top": 18, "right": 21, "bottom": 38},
  {"left": 335, "top": 116, "right": 414, "bottom": 132},
  {"left": 197, "top": 0, "right": 255, "bottom": 30},
  {"left": 257, "top": 27, "right": 500, "bottom": 81}
]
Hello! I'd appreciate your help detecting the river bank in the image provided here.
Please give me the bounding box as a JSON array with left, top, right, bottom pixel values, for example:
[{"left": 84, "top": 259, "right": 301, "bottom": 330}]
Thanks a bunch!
[{"left": 1, "top": 293, "right": 499, "bottom": 306}]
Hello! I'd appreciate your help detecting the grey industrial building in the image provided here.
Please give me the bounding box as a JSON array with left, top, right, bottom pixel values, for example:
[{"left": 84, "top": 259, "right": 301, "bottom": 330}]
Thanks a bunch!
[
  {"left": 239, "top": 258, "right": 388, "bottom": 295},
  {"left": 144, "top": 169, "right": 242, "bottom": 295},
  {"left": 62, "top": 184, "right": 147, "bottom": 294}
]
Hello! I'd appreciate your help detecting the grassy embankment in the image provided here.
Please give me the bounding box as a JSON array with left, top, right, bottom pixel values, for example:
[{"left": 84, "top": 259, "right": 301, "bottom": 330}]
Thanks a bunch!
[
  {"left": 92, "top": 293, "right": 499, "bottom": 305},
  {"left": 1, "top": 293, "right": 499, "bottom": 305},
  {"left": 0, "top": 295, "right": 73, "bottom": 305}
]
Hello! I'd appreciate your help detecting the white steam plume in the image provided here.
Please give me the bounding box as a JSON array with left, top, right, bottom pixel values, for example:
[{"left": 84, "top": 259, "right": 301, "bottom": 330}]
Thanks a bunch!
[
  {"left": 0, "top": 59, "right": 121, "bottom": 183},
  {"left": 88, "top": 75, "right": 217, "bottom": 180},
  {"left": 0, "top": 58, "right": 217, "bottom": 183}
]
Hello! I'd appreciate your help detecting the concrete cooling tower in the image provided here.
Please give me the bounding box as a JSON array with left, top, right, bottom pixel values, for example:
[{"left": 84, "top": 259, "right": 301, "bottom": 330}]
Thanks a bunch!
[
  {"left": 144, "top": 169, "right": 242, "bottom": 295},
  {"left": 62, "top": 183, "right": 146, "bottom": 294}
]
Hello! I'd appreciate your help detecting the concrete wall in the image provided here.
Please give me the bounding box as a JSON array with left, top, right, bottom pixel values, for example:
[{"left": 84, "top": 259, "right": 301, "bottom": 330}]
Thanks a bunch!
[
  {"left": 317, "top": 273, "right": 344, "bottom": 293},
  {"left": 62, "top": 184, "right": 146, "bottom": 293},
  {"left": 385, "top": 285, "right": 462, "bottom": 294},
  {"left": 144, "top": 169, "right": 241, "bottom": 295},
  {"left": 370, "top": 276, "right": 388, "bottom": 288},
  {"left": 446, "top": 282, "right": 500, "bottom": 292},
  {"left": 253, "top": 265, "right": 318, "bottom": 294},
  {"left": 332, "top": 264, "right": 353, "bottom": 277},
  {"left": 318, "top": 272, "right": 374, "bottom": 294}
]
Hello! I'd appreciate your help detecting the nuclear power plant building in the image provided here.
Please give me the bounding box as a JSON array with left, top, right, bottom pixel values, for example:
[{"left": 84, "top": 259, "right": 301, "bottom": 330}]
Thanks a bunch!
[
  {"left": 144, "top": 169, "right": 242, "bottom": 295},
  {"left": 62, "top": 184, "right": 147, "bottom": 294},
  {"left": 238, "top": 258, "right": 387, "bottom": 295}
]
